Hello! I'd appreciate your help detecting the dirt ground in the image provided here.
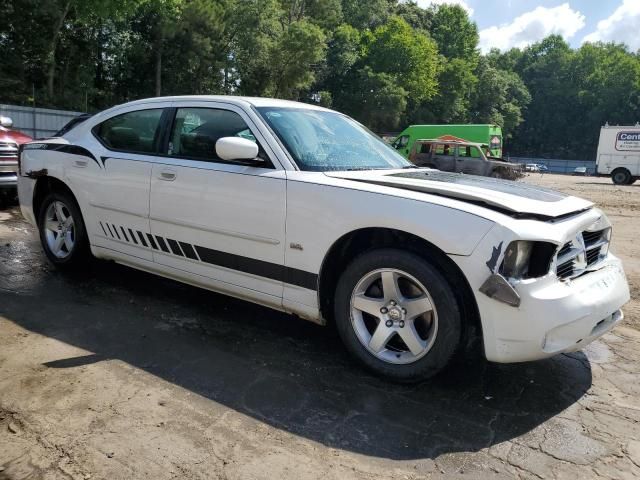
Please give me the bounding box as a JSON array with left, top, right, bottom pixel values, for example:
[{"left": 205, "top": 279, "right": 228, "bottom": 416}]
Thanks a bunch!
[{"left": 1, "top": 173, "right": 640, "bottom": 480}]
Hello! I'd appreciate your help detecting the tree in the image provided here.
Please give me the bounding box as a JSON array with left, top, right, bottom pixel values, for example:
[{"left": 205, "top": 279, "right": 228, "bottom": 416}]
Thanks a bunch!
[
  {"left": 41, "top": 0, "right": 143, "bottom": 99},
  {"left": 470, "top": 57, "right": 530, "bottom": 140},
  {"left": 510, "top": 35, "right": 576, "bottom": 157},
  {"left": 341, "top": 0, "right": 391, "bottom": 29},
  {"left": 414, "top": 57, "right": 477, "bottom": 124},
  {"left": 429, "top": 4, "right": 478, "bottom": 63},
  {"left": 394, "top": 0, "right": 432, "bottom": 32},
  {"left": 340, "top": 67, "right": 408, "bottom": 130},
  {"left": 364, "top": 16, "right": 439, "bottom": 102},
  {"left": 269, "top": 20, "right": 326, "bottom": 98}
]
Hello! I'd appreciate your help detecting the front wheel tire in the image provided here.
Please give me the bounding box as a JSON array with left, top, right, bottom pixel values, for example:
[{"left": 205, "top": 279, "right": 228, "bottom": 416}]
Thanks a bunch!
[
  {"left": 37, "top": 191, "right": 90, "bottom": 269},
  {"left": 334, "top": 249, "right": 462, "bottom": 382}
]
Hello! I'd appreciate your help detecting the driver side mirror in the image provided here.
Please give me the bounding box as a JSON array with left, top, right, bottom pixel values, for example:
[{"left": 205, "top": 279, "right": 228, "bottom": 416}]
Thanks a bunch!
[
  {"left": 215, "top": 137, "right": 261, "bottom": 163},
  {"left": 0, "top": 116, "right": 13, "bottom": 128}
]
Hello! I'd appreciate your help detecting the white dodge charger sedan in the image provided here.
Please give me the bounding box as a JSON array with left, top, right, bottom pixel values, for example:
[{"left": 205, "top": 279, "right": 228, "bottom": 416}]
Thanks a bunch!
[{"left": 17, "top": 96, "right": 630, "bottom": 381}]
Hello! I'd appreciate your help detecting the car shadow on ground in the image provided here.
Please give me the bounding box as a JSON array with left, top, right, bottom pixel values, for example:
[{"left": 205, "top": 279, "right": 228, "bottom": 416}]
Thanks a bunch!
[
  {"left": 573, "top": 182, "right": 639, "bottom": 187},
  {"left": 0, "top": 224, "right": 593, "bottom": 461}
]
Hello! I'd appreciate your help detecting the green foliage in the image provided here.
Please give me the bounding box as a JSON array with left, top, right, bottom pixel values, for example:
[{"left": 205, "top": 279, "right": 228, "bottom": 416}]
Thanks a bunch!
[
  {"left": 341, "top": 67, "right": 408, "bottom": 131},
  {"left": 269, "top": 20, "right": 327, "bottom": 98},
  {"left": 429, "top": 4, "right": 478, "bottom": 63},
  {"left": 341, "top": 0, "right": 391, "bottom": 29},
  {"left": 2, "top": 1, "right": 640, "bottom": 159},
  {"left": 471, "top": 57, "right": 530, "bottom": 139},
  {"left": 365, "top": 16, "right": 439, "bottom": 102},
  {"left": 419, "top": 57, "right": 477, "bottom": 124}
]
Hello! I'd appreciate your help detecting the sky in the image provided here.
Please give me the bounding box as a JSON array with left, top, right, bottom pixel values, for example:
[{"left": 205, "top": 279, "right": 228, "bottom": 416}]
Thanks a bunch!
[{"left": 415, "top": 0, "right": 640, "bottom": 53}]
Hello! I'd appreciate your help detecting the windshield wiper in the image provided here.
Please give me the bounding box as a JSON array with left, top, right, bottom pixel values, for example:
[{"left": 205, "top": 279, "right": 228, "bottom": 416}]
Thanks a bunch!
[{"left": 402, "top": 165, "right": 420, "bottom": 169}]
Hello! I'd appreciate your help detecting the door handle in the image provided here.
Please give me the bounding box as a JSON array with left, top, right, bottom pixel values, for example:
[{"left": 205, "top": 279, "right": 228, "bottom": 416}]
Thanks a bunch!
[
  {"left": 159, "top": 169, "right": 176, "bottom": 181},
  {"left": 74, "top": 159, "right": 88, "bottom": 168}
]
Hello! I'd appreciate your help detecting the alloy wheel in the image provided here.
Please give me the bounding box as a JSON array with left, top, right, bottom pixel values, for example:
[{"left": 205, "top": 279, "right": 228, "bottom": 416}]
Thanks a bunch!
[
  {"left": 44, "top": 201, "right": 75, "bottom": 258},
  {"left": 350, "top": 268, "right": 438, "bottom": 364}
]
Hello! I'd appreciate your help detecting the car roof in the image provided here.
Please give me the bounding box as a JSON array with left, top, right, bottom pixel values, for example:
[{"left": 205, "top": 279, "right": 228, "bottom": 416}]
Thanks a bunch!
[
  {"left": 109, "top": 95, "right": 331, "bottom": 112},
  {"left": 415, "top": 138, "right": 484, "bottom": 147}
]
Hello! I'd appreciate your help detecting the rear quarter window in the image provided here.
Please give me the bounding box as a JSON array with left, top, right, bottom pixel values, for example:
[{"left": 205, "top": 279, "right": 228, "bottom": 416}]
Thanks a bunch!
[{"left": 94, "top": 109, "right": 164, "bottom": 154}]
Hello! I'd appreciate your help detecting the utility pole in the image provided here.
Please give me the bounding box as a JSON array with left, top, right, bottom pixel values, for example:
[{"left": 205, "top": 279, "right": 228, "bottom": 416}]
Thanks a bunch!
[{"left": 32, "top": 83, "right": 37, "bottom": 138}]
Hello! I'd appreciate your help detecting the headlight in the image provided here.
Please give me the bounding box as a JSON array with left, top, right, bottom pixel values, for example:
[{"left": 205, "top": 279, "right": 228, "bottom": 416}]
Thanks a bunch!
[
  {"left": 501, "top": 241, "right": 532, "bottom": 278},
  {"left": 500, "top": 240, "right": 556, "bottom": 279}
]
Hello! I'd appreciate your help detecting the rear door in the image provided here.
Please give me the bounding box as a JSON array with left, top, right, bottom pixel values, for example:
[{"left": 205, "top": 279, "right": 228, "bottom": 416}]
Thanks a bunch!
[
  {"left": 74, "top": 104, "right": 171, "bottom": 262},
  {"left": 148, "top": 102, "right": 287, "bottom": 300}
]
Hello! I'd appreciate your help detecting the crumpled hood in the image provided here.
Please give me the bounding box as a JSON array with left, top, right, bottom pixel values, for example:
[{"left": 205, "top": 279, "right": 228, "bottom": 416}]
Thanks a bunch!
[{"left": 324, "top": 169, "right": 593, "bottom": 219}]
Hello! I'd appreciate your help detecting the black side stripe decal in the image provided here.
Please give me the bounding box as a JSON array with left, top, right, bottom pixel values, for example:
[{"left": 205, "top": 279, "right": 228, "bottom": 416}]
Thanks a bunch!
[
  {"left": 97, "top": 221, "right": 318, "bottom": 290},
  {"left": 179, "top": 242, "right": 198, "bottom": 260},
  {"left": 166, "top": 239, "right": 183, "bottom": 257},
  {"left": 25, "top": 143, "right": 101, "bottom": 169},
  {"left": 111, "top": 224, "right": 121, "bottom": 240},
  {"left": 146, "top": 234, "right": 159, "bottom": 250},
  {"left": 137, "top": 231, "right": 148, "bottom": 247},
  {"left": 195, "top": 245, "right": 318, "bottom": 291},
  {"left": 128, "top": 229, "right": 138, "bottom": 244},
  {"left": 155, "top": 236, "right": 170, "bottom": 253}
]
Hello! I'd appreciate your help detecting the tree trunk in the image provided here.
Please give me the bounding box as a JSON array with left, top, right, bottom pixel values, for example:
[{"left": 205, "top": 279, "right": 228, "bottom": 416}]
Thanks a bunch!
[
  {"left": 47, "top": 0, "right": 72, "bottom": 98},
  {"left": 155, "top": 28, "right": 163, "bottom": 97}
]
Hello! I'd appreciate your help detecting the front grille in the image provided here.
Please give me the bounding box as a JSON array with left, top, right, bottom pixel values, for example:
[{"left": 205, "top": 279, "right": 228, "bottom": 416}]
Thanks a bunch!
[
  {"left": 555, "top": 229, "right": 609, "bottom": 280},
  {"left": 0, "top": 142, "right": 18, "bottom": 159},
  {"left": 586, "top": 247, "right": 601, "bottom": 265},
  {"left": 556, "top": 242, "right": 574, "bottom": 279},
  {"left": 582, "top": 230, "right": 604, "bottom": 246}
]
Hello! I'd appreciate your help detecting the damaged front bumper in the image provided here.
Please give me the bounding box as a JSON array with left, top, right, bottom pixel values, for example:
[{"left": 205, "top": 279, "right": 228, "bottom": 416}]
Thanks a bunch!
[
  {"left": 489, "top": 256, "right": 628, "bottom": 362},
  {"left": 470, "top": 255, "right": 629, "bottom": 363},
  {"left": 451, "top": 214, "right": 630, "bottom": 363}
]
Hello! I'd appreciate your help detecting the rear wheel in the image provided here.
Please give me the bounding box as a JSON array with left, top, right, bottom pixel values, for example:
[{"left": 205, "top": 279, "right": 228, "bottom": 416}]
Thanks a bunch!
[
  {"left": 612, "top": 168, "right": 631, "bottom": 185},
  {"left": 334, "top": 249, "right": 462, "bottom": 382},
  {"left": 37, "top": 191, "right": 90, "bottom": 268}
]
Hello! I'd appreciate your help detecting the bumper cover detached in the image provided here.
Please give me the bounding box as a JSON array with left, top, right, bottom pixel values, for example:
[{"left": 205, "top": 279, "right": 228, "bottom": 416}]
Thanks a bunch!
[{"left": 478, "top": 255, "right": 629, "bottom": 363}]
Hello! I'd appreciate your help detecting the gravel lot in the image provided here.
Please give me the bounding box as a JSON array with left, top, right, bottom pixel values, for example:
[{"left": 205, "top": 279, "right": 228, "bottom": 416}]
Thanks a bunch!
[{"left": 1, "top": 173, "right": 639, "bottom": 480}]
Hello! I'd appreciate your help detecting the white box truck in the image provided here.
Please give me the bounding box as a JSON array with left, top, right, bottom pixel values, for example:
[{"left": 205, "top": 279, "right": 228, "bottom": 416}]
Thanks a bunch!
[{"left": 596, "top": 124, "right": 640, "bottom": 185}]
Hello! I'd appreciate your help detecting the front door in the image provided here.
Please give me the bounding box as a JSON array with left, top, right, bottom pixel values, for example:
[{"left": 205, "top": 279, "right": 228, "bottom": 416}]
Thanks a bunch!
[
  {"left": 149, "top": 103, "right": 287, "bottom": 301},
  {"left": 432, "top": 143, "right": 456, "bottom": 172},
  {"left": 456, "top": 144, "right": 486, "bottom": 175}
]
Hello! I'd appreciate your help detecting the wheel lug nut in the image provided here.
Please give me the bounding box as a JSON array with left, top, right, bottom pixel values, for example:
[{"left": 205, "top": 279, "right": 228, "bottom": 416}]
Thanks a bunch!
[
  {"left": 399, "top": 321, "right": 405, "bottom": 328},
  {"left": 389, "top": 300, "right": 396, "bottom": 306},
  {"left": 385, "top": 320, "right": 393, "bottom": 328},
  {"left": 401, "top": 308, "right": 407, "bottom": 314},
  {"left": 380, "top": 307, "right": 388, "bottom": 314}
]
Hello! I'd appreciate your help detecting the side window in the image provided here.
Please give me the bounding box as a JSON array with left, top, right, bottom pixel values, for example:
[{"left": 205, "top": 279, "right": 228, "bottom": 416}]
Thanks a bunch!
[
  {"left": 434, "top": 143, "right": 452, "bottom": 155},
  {"left": 95, "top": 109, "right": 163, "bottom": 153},
  {"left": 169, "top": 107, "right": 258, "bottom": 162},
  {"left": 394, "top": 135, "right": 409, "bottom": 149},
  {"left": 457, "top": 145, "right": 480, "bottom": 158}
]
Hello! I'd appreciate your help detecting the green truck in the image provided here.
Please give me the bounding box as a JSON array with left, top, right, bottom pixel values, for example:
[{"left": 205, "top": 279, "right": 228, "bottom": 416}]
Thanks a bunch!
[{"left": 392, "top": 124, "right": 503, "bottom": 158}]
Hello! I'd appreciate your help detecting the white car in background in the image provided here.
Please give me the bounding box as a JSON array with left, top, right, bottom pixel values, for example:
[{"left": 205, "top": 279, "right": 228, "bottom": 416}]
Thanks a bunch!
[{"left": 17, "top": 96, "right": 630, "bottom": 381}]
